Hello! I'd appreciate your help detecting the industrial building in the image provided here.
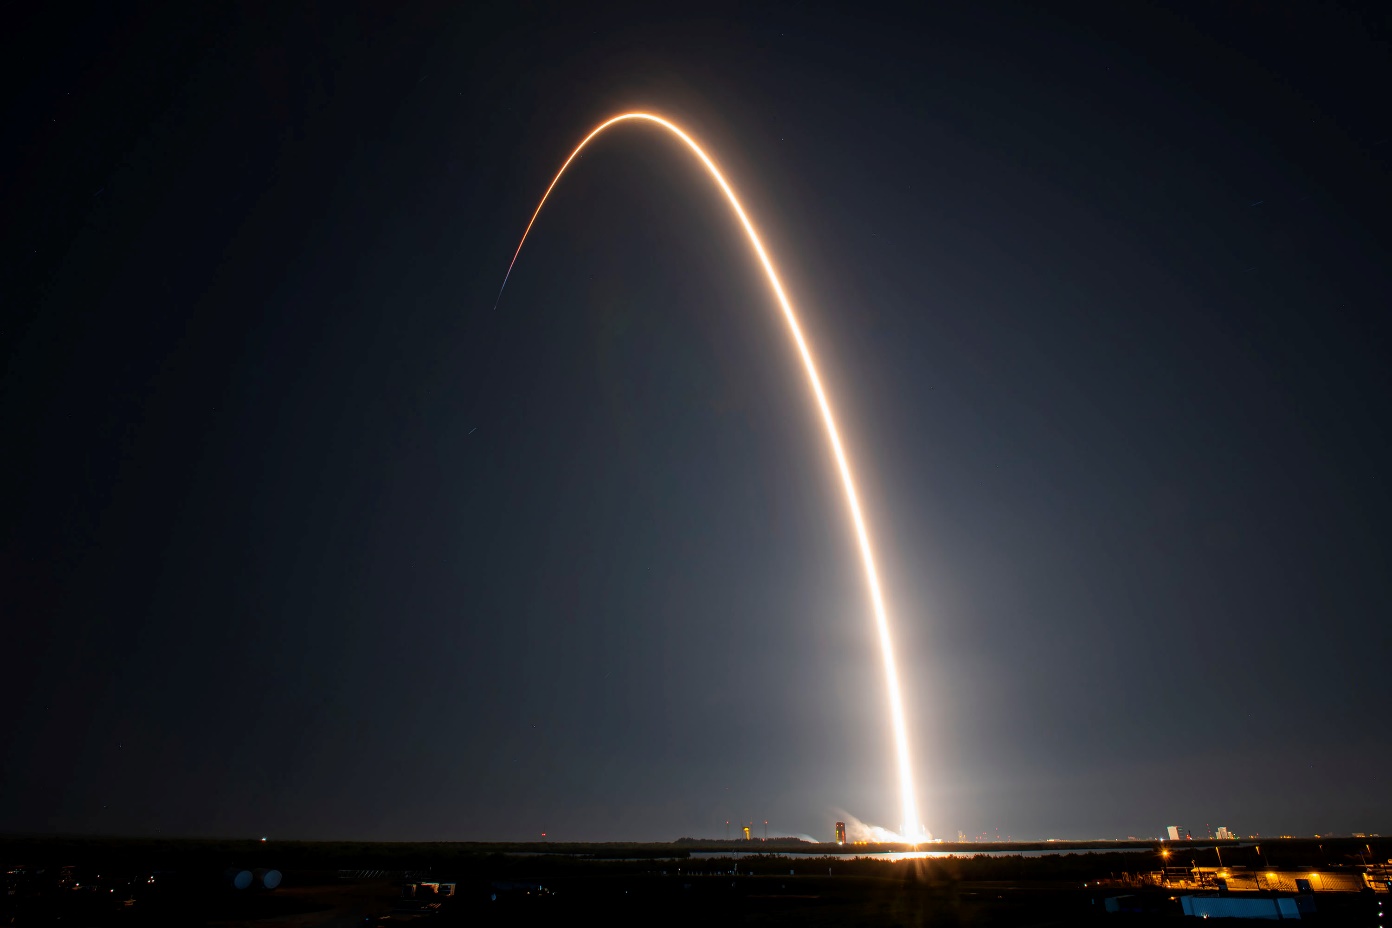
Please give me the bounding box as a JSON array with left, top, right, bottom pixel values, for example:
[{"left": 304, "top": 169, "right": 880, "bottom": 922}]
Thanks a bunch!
[
  {"left": 1181, "top": 867, "right": 1386, "bottom": 893},
  {"left": 835, "top": 821, "right": 847, "bottom": 845},
  {"left": 1179, "top": 895, "right": 1309, "bottom": 919}
]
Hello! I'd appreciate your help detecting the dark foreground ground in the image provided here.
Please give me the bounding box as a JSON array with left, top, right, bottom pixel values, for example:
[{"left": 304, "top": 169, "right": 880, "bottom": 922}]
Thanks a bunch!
[{"left": 3, "top": 836, "right": 1387, "bottom": 926}]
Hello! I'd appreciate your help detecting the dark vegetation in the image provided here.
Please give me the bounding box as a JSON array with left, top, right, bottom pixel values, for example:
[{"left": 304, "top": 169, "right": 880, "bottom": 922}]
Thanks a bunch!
[
  {"left": 2, "top": 836, "right": 1386, "bottom": 926},
  {"left": 3, "top": 833, "right": 1386, "bottom": 870}
]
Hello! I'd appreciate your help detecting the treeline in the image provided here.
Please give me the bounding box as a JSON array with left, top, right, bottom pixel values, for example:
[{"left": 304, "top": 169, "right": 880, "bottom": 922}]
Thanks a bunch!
[{"left": 2, "top": 834, "right": 1384, "bottom": 880}]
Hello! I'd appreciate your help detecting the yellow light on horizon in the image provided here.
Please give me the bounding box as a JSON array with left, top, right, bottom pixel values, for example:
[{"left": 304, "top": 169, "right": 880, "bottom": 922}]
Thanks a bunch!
[{"left": 498, "top": 112, "right": 924, "bottom": 839}]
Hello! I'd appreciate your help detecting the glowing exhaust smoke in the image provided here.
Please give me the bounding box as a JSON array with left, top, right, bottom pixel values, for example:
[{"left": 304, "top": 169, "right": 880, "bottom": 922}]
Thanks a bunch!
[
  {"left": 834, "top": 810, "right": 934, "bottom": 845},
  {"left": 497, "top": 112, "right": 923, "bottom": 841}
]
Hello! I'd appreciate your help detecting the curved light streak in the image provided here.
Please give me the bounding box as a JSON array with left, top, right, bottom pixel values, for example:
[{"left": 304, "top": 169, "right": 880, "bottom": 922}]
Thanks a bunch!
[{"left": 498, "top": 112, "right": 922, "bottom": 841}]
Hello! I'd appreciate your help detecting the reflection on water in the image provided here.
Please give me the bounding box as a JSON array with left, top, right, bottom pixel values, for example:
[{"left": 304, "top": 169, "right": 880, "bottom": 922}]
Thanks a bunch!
[
  {"left": 689, "top": 849, "right": 1065, "bottom": 861},
  {"left": 870, "top": 850, "right": 1053, "bottom": 860}
]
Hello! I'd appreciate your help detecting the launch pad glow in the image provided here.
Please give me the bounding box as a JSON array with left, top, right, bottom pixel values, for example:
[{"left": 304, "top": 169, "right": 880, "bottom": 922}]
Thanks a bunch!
[{"left": 497, "top": 112, "right": 923, "bottom": 841}]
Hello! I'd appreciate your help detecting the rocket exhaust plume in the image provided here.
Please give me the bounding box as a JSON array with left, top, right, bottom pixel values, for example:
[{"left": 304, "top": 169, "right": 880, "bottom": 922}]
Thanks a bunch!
[
  {"left": 496, "top": 112, "right": 923, "bottom": 841},
  {"left": 834, "top": 810, "right": 932, "bottom": 845}
]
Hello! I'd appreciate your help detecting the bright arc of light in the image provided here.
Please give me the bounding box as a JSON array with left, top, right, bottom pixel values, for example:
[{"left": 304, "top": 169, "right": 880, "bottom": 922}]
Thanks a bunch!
[{"left": 497, "top": 112, "right": 922, "bottom": 841}]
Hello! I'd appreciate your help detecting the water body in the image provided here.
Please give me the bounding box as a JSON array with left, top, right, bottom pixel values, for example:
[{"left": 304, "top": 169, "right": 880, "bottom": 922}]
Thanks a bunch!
[{"left": 687, "top": 849, "right": 1118, "bottom": 860}]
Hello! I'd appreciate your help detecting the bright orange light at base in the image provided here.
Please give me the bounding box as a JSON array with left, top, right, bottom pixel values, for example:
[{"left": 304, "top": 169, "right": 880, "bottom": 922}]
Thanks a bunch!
[{"left": 497, "top": 112, "right": 924, "bottom": 840}]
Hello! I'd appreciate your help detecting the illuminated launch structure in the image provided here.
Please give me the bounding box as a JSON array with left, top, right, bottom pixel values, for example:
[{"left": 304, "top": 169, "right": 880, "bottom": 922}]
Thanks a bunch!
[
  {"left": 497, "top": 112, "right": 924, "bottom": 841},
  {"left": 835, "top": 821, "right": 847, "bottom": 845}
]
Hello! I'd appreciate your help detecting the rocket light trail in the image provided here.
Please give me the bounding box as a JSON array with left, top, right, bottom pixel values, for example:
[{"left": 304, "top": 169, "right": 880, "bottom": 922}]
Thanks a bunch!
[{"left": 497, "top": 112, "right": 923, "bottom": 841}]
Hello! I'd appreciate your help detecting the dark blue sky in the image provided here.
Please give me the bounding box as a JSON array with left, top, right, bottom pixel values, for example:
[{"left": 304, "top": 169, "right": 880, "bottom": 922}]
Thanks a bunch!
[{"left": 3, "top": 2, "right": 1389, "bottom": 842}]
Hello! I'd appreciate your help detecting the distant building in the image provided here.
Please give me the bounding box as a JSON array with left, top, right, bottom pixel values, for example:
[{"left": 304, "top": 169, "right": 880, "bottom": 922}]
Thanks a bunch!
[
  {"left": 1166, "top": 825, "right": 1191, "bottom": 841},
  {"left": 1215, "top": 826, "right": 1233, "bottom": 840},
  {"left": 835, "top": 821, "right": 847, "bottom": 845}
]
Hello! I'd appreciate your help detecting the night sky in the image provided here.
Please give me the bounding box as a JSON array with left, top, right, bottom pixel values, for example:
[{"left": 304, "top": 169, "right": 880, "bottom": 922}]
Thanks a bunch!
[{"left": 4, "top": 2, "right": 1389, "bottom": 843}]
